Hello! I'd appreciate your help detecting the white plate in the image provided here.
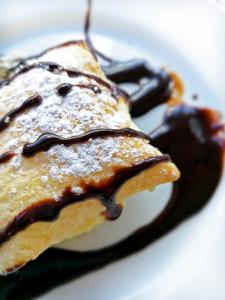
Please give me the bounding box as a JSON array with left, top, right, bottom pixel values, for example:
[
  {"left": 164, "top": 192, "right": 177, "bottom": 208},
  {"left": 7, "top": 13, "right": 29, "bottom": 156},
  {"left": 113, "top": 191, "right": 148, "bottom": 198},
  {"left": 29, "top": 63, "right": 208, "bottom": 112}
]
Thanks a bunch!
[{"left": 0, "top": 1, "right": 225, "bottom": 299}]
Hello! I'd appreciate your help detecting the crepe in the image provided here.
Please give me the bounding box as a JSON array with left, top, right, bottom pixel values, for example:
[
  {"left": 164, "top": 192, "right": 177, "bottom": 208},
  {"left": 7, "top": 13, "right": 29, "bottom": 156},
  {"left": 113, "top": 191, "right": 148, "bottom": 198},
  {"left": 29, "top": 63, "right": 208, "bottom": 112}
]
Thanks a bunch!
[{"left": 0, "top": 41, "right": 179, "bottom": 274}]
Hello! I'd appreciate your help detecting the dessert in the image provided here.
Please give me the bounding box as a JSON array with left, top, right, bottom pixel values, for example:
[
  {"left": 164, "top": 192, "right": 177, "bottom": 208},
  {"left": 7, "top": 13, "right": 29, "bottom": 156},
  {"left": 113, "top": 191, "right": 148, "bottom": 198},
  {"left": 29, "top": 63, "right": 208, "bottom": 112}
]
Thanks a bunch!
[
  {"left": 0, "top": 1, "right": 224, "bottom": 298},
  {"left": 0, "top": 41, "right": 179, "bottom": 274}
]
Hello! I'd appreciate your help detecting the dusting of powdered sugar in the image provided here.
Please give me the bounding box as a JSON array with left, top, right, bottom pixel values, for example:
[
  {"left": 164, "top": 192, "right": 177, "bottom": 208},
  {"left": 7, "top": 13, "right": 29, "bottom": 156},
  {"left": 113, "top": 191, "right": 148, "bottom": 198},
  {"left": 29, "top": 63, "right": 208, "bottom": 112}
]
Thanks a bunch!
[
  {"left": 27, "top": 44, "right": 95, "bottom": 73},
  {"left": 1, "top": 66, "right": 127, "bottom": 141},
  {"left": 40, "top": 175, "right": 49, "bottom": 183},
  {"left": 47, "top": 138, "right": 124, "bottom": 180},
  {"left": 0, "top": 44, "right": 149, "bottom": 183}
]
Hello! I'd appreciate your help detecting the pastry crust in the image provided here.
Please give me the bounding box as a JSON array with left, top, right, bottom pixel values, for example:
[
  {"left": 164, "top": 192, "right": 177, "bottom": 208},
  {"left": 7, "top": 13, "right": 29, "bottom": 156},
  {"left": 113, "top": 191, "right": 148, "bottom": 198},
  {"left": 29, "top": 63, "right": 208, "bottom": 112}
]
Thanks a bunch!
[{"left": 0, "top": 41, "right": 179, "bottom": 274}]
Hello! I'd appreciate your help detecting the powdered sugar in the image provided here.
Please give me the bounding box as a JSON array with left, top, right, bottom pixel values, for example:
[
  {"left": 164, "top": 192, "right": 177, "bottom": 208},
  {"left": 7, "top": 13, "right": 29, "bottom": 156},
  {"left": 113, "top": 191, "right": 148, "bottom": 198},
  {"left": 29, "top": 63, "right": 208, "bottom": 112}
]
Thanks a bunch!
[
  {"left": 47, "top": 138, "right": 123, "bottom": 180},
  {"left": 28, "top": 44, "right": 91, "bottom": 72},
  {"left": 40, "top": 175, "right": 49, "bottom": 183},
  {"left": 0, "top": 44, "right": 140, "bottom": 183}
]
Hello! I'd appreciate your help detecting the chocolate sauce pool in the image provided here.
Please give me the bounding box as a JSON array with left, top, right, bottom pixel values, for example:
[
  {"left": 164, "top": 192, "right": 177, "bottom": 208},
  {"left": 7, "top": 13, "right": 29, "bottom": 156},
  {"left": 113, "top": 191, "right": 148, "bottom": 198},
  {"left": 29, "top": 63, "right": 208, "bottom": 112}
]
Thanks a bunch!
[{"left": 0, "top": 104, "right": 224, "bottom": 300}]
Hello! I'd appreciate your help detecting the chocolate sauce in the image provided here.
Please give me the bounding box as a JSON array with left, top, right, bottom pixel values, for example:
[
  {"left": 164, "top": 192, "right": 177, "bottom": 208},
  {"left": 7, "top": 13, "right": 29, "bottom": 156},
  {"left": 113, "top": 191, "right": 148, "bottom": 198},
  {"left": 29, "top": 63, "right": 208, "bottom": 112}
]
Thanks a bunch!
[
  {"left": 56, "top": 83, "right": 101, "bottom": 97},
  {"left": 101, "top": 59, "right": 173, "bottom": 117},
  {"left": 0, "top": 151, "right": 15, "bottom": 164},
  {"left": 0, "top": 94, "right": 42, "bottom": 132},
  {"left": 103, "top": 203, "right": 123, "bottom": 220},
  {"left": 0, "top": 104, "right": 223, "bottom": 300},
  {"left": 0, "top": 155, "right": 169, "bottom": 246},
  {"left": 83, "top": 0, "right": 173, "bottom": 117},
  {"left": 130, "top": 68, "right": 172, "bottom": 117},
  {"left": 0, "top": 1, "right": 224, "bottom": 298},
  {"left": 0, "top": 61, "right": 120, "bottom": 101},
  {"left": 22, "top": 128, "right": 150, "bottom": 157},
  {"left": 1, "top": 0, "right": 174, "bottom": 121},
  {"left": 8, "top": 40, "right": 85, "bottom": 74},
  {"left": 150, "top": 104, "right": 224, "bottom": 222},
  {"left": 0, "top": 61, "right": 114, "bottom": 94},
  {"left": 56, "top": 83, "right": 73, "bottom": 96},
  {"left": 84, "top": 0, "right": 97, "bottom": 60}
]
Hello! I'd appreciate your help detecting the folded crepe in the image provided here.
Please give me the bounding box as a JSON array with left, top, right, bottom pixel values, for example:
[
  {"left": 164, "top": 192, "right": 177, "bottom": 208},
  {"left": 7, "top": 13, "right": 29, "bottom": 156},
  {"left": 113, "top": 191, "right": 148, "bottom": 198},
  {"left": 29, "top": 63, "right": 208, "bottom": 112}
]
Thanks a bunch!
[{"left": 0, "top": 41, "right": 179, "bottom": 274}]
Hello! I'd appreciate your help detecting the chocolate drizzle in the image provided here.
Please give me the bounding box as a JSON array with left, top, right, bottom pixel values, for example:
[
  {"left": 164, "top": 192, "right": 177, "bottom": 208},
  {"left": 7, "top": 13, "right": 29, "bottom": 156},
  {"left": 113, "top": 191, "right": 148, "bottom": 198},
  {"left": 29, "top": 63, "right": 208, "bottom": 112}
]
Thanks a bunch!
[
  {"left": 0, "top": 155, "right": 169, "bottom": 246},
  {"left": 56, "top": 83, "right": 73, "bottom": 96},
  {"left": 0, "top": 105, "right": 224, "bottom": 300},
  {"left": 0, "top": 61, "right": 118, "bottom": 98},
  {"left": 0, "top": 94, "right": 42, "bottom": 132},
  {"left": 7, "top": 40, "right": 85, "bottom": 74},
  {"left": 1, "top": 0, "right": 174, "bottom": 120},
  {"left": 0, "top": 0, "right": 224, "bottom": 298},
  {"left": 22, "top": 128, "right": 150, "bottom": 157},
  {"left": 102, "top": 59, "right": 173, "bottom": 117},
  {"left": 56, "top": 82, "right": 101, "bottom": 96},
  {"left": 83, "top": 0, "right": 173, "bottom": 117},
  {"left": 0, "top": 151, "right": 15, "bottom": 164},
  {"left": 84, "top": 0, "right": 97, "bottom": 60}
]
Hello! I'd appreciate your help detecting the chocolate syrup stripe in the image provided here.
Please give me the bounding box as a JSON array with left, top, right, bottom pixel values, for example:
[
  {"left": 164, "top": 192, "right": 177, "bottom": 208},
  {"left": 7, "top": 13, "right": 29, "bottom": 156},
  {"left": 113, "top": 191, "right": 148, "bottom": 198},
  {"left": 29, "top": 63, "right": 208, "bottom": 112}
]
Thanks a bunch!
[
  {"left": 0, "top": 151, "right": 15, "bottom": 164},
  {"left": 83, "top": 0, "right": 173, "bottom": 116},
  {"left": 1, "top": 0, "right": 173, "bottom": 122},
  {"left": 0, "top": 105, "right": 224, "bottom": 300},
  {"left": 92, "top": 30, "right": 172, "bottom": 114},
  {"left": 0, "top": 154, "right": 169, "bottom": 246},
  {"left": 0, "top": 94, "right": 42, "bottom": 133},
  {"left": 103, "top": 59, "right": 172, "bottom": 117},
  {"left": 22, "top": 127, "right": 151, "bottom": 157},
  {"left": 4, "top": 49, "right": 173, "bottom": 119},
  {"left": 0, "top": 84, "right": 100, "bottom": 139},
  {"left": 56, "top": 83, "right": 101, "bottom": 96},
  {"left": 103, "top": 59, "right": 154, "bottom": 83},
  {"left": 9, "top": 40, "right": 85, "bottom": 73},
  {"left": 5, "top": 42, "right": 172, "bottom": 113},
  {"left": 84, "top": 0, "right": 97, "bottom": 60},
  {"left": 0, "top": 61, "right": 118, "bottom": 98}
]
